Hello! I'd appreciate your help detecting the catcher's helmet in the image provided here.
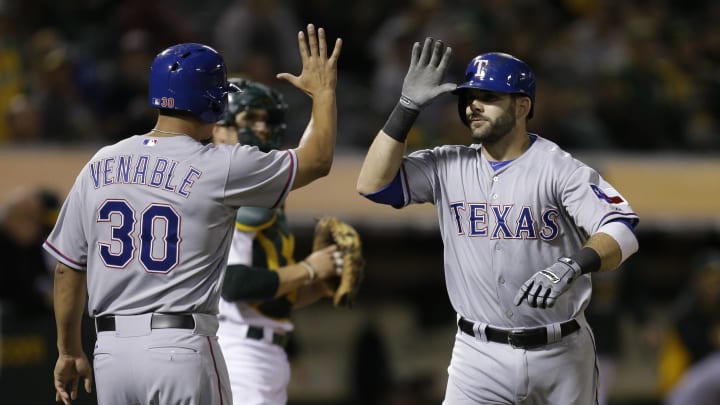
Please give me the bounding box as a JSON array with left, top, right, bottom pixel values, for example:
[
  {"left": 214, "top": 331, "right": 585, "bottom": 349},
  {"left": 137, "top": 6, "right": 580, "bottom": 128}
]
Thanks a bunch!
[
  {"left": 217, "top": 78, "right": 288, "bottom": 151},
  {"left": 454, "top": 52, "right": 536, "bottom": 125},
  {"left": 148, "top": 43, "right": 237, "bottom": 123}
]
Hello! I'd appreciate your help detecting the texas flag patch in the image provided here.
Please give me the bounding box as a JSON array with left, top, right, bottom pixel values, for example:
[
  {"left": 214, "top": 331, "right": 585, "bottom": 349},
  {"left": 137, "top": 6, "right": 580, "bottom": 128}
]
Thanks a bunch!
[
  {"left": 143, "top": 138, "right": 158, "bottom": 147},
  {"left": 590, "top": 184, "right": 625, "bottom": 204}
]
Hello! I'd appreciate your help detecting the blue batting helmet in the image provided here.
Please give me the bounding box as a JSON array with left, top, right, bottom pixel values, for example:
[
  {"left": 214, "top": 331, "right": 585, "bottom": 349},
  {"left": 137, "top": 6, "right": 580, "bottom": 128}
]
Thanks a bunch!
[
  {"left": 454, "top": 52, "right": 535, "bottom": 125},
  {"left": 148, "top": 43, "right": 237, "bottom": 123}
]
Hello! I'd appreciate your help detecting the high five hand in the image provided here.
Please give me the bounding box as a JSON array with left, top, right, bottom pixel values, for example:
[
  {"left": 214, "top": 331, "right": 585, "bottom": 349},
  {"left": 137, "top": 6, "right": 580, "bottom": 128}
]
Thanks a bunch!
[
  {"left": 276, "top": 24, "right": 342, "bottom": 98},
  {"left": 400, "top": 37, "right": 457, "bottom": 110}
]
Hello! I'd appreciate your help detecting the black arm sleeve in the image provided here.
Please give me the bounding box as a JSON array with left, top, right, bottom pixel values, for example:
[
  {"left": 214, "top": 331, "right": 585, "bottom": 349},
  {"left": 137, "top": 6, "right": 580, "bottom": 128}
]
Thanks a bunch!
[{"left": 221, "top": 264, "right": 280, "bottom": 301}]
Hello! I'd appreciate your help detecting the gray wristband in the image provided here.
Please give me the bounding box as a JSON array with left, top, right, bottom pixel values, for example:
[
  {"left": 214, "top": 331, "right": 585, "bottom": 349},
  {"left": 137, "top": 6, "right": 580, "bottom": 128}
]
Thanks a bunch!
[{"left": 382, "top": 101, "right": 420, "bottom": 143}]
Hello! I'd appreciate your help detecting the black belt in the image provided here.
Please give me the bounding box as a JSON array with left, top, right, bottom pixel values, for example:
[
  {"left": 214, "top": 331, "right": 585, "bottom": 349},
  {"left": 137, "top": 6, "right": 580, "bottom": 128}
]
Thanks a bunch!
[
  {"left": 246, "top": 326, "right": 290, "bottom": 348},
  {"left": 95, "top": 314, "right": 195, "bottom": 332},
  {"left": 458, "top": 317, "right": 580, "bottom": 349}
]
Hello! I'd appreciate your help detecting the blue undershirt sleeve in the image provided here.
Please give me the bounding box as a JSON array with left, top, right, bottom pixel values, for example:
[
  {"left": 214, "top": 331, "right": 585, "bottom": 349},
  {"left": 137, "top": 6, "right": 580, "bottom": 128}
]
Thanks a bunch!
[{"left": 360, "top": 171, "right": 405, "bottom": 208}]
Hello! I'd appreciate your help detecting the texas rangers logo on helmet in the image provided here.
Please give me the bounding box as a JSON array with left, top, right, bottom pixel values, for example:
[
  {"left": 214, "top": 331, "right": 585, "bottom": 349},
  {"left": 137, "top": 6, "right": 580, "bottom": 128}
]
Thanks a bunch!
[{"left": 474, "top": 59, "right": 489, "bottom": 79}]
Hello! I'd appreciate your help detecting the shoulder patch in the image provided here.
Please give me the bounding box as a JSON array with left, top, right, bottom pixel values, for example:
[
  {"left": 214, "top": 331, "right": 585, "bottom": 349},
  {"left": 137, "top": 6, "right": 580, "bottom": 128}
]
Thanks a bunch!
[
  {"left": 235, "top": 207, "right": 278, "bottom": 231},
  {"left": 590, "top": 184, "right": 625, "bottom": 204}
]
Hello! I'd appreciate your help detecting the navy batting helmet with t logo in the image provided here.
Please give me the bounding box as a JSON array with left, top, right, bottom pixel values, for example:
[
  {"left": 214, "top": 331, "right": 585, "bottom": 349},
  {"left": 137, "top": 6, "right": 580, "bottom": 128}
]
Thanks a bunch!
[
  {"left": 453, "top": 52, "right": 536, "bottom": 125},
  {"left": 148, "top": 43, "right": 238, "bottom": 123}
]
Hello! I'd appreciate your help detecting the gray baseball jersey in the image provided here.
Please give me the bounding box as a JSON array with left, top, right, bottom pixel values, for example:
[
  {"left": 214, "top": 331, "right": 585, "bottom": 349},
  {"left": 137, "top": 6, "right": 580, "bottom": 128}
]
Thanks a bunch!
[
  {"left": 43, "top": 135, "right": 296, "bottom": 317},
  {"left": 398, "top": 135, "right": 638, "bottom": 328},
  {"left": 397, "top": 134, "right": 637, "bottom": 404}
]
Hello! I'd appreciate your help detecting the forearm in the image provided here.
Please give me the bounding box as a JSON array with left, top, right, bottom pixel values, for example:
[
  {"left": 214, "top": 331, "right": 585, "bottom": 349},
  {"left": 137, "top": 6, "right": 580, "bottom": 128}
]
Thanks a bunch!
[
  {"left": 276, "top": 262, "right": 318, "bottom": 297},
  {"left": 571, "top": 222, "right": 638, "bottom": 274},
  {"left": 583, "top": 232, "right": 622, "bottom": 272},
  {"left": 356, "top": 132, "right": 406, "bottom": 194},
  {"left": 53, "top": 263, "right": 87, "bottom": 355},
  {"left": 222, "top": 263, "right": 316, "bottom": 302},
  {"left": 515, "top": 222, "right": 637, "bottom": 308},
  {"left": 292, "top": 90, "right": 337, "bottom": 190},
  {"left": 293, "top": 283, "right": 330, "bottom": 309},
  {"left": 589, "top": 218, "right": 640, "bottom": 272},
  {"left": 358, "top": 37, "right": 455, "bottom": 194}
]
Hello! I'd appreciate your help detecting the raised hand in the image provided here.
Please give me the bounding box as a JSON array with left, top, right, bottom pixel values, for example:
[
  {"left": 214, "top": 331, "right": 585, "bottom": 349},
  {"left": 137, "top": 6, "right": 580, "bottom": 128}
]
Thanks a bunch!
[
  {"left": 400, "top": 37, "right": 457, "bottom": 110},
  {"left": 514, "top": 257, "right": 583, "bottom": 309},
  {"left": 276, "top": 24, "right": 342, "bottom": 98}
]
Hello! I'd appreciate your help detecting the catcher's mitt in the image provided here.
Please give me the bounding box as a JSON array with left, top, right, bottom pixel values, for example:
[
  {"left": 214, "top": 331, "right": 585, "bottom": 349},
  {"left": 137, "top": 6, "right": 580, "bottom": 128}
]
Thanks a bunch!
[{"left": 312, "top": 216, "right": 365, "bottom": 308}]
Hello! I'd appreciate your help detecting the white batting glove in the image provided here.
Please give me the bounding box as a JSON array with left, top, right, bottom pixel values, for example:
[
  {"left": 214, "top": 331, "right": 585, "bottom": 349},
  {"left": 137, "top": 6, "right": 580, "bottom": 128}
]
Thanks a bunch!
[{"left": 513, "top": 257, "right": 583, "bottom": 309}]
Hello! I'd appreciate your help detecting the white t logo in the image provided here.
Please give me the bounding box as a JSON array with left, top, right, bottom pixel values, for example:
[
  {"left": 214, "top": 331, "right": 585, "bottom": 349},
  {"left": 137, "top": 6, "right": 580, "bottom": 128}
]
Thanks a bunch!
[{"left": 474, "top": 59, "right": 489, "bottom": 79}]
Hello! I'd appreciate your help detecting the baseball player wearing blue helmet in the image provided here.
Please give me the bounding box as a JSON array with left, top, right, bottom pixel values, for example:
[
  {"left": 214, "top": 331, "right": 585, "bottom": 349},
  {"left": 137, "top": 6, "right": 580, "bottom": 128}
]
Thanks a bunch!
[
  {"left": 357, "top": 38, "right": 639, "bottom": 404},
  {"left": 149, "top": 43, "right": 238, "bottom": 124},
  {"left": 454, "top": 52, "right": 536, "bottom": 123},
  {"left": 45, "top": 24, "right": 342, "bottom": 405}
]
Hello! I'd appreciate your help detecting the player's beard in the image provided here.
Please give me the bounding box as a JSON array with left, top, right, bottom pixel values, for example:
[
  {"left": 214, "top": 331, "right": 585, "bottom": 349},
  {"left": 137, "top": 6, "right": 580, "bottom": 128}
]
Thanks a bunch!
[{"left": 469, "top": 101, "right": 516, "bottom": 145}]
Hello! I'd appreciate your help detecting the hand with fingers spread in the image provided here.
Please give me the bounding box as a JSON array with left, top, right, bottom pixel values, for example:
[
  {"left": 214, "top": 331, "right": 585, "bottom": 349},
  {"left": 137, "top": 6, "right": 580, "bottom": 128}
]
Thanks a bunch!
[
  {"left": 514, "top": 257, "right": 584, "bottom": 309},
  {"left": 374, "top": 37, "right": 456, "bottom": 144},
  {"left": 277, "top": 24, "right": 342, "bottom": 189},
  {"left": 54, "top": 353, "right": 93, "bottom": 405},
  {"left": 400, "top": 37, "right": 457, "bottom": 110},
  {"left": 276, "top": 24, "right": 342, "bottom": 98}
]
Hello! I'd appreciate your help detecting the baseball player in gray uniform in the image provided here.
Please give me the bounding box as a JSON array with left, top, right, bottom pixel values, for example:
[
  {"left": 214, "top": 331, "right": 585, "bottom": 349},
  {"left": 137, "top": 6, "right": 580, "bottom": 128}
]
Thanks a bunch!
[
  {"left": 212, "top": 78, "right": 342, "bottom": 405},
  {"left": 356, "top": 38, "right": 640, "bottom": 404},
  {"left": 43, "top": 24, "right": 342, "bottom": 405}
]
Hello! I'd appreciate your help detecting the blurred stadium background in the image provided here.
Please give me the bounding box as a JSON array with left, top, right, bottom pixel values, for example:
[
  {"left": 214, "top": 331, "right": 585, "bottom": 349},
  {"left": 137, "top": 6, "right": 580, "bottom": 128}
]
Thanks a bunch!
[{"left": 2, "top": 1, "right": 719, "bottom": 404}]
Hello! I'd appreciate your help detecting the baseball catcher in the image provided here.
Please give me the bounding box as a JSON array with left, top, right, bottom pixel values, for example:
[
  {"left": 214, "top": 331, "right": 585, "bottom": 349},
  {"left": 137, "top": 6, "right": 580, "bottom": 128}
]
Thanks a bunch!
[
  {"left": 215, "top": 75, "right": 345, "bottom": 404},
  {"left": 312, "top": 216, "right": 365, "bottom": 308}
]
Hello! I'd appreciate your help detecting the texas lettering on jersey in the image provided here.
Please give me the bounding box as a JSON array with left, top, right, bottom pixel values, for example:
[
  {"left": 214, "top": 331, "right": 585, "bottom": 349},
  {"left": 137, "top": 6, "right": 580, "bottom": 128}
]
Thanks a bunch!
[
  {"left": 449, "top": 201, "right": 561, "bottom": 241},
  {"left": 89, "top": 154, "right": 202, "bottom": 197}
]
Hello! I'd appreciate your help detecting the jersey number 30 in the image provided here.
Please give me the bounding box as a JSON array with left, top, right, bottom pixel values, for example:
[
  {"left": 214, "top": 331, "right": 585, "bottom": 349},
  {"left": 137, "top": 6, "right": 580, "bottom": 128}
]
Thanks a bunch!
[{"left": 97, "top": 200, "right": 180, "bottom": 273}]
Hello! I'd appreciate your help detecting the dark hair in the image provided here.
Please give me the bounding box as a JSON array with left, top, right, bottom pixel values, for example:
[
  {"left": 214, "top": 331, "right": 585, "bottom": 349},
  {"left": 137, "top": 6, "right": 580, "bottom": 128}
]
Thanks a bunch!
[{"left": 157, "top": 108, "right": 198, "bottom": 120}]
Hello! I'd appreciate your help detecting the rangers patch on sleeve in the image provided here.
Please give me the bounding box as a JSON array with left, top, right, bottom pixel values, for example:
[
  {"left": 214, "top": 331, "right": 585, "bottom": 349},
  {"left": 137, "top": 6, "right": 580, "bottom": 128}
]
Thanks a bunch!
[{"left": 590, "top": 184, "right": 625, "bottom": 204}]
